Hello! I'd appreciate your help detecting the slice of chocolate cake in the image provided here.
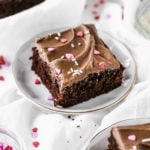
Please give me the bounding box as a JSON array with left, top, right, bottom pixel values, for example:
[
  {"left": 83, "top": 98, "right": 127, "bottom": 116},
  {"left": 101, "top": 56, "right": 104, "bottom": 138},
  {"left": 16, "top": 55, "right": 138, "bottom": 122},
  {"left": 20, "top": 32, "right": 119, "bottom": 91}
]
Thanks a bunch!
[
  {"left": 108, "top": 123, "right": 150, "bottom": 150},
  {"left": 0, "top": 0, "right": 44, "bottom": 18},
  {"left": 31, "top": 24, "right": 124, "bottom": 107}
]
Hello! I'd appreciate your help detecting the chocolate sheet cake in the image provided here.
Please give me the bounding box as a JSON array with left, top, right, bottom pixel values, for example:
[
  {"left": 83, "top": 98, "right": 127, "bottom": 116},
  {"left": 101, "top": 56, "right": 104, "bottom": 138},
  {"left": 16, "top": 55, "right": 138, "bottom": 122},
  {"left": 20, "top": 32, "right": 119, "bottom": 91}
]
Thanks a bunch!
[
  {"left": 0, "top": 0, "right": 44, "bottom": 18},
  {"left": 31, "top": 24, "right": 124, "bottom": 107},
  {"left": 108, "top": 123, "right": 150, "bottom": 150}
]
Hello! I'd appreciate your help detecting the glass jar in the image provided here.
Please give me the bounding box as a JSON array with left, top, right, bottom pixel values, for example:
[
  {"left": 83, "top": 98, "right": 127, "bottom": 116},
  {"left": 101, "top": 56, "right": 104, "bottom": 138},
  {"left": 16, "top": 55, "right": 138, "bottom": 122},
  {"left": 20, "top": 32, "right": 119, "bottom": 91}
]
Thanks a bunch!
[
  {"left": 135, "top": 0, "right": 150, "bottom": 38},
  {"left": 0, "top": 126, "right": 24, "bottom": 150}
]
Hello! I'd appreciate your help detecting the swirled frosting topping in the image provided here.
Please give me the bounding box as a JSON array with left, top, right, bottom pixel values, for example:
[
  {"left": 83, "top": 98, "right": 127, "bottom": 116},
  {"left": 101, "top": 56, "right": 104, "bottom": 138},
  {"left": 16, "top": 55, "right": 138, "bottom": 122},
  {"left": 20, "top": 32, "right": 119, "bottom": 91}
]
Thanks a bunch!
[{"left": 35, "top": 24, "right": 121, "bottom": 90}]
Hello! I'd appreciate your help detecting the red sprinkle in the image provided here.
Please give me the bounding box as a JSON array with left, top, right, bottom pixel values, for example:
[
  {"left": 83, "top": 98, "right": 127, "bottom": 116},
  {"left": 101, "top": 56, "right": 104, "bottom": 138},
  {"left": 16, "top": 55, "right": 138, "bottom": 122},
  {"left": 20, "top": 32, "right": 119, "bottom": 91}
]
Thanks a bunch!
[
  {"left": 4, "top": 146, "right": 13, "bottom": 150},
  {"left": 94, "top": 15, "right": 100, "bottom": 20},
  {"left": 93, "top": 3, "right": 99, "bottom": 8},
  {"left": 0, "top": 56, "right": 5, "bottom": 65},
  {"left": 32, "top": 128, "right": 38, "bottom": 133},
  {"left": 99, "top": 62, "right": 105, "bottom": 69},
  {"left": 0, "top": 76, "right": 4, "bottom": 81},
  {"left": 34, "top": 79, "right": 41, "bottom": 85},
  {"left": 60, "top": 38, "right": 68, "bottom": 43},
  {"left": 99, "top": 0, "right": 105, "bottom": 4},
  {"left": 76, "top": 31, "right": 84, "bottom": 37},
  {"left": 32, "top": 141, "right": 40, "bottom": 148}
]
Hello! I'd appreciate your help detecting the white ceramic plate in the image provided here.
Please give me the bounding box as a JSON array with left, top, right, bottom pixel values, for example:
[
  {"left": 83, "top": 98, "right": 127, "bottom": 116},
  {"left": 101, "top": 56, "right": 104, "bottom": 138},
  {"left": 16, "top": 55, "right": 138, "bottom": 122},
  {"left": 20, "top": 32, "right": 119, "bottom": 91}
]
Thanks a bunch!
[
  {"left": 12, "top": 28, "right": 137, "bottom": 114},
  {"left": 85, "top": 118, "right": 150, "bottom": 150}
]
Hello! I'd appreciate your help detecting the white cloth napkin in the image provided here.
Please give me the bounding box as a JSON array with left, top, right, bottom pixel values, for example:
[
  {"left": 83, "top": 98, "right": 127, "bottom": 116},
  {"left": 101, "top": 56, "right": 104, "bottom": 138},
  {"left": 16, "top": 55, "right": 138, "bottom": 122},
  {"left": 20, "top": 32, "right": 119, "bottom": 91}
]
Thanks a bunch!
[{"left": 0, "top": 0, "right": 150, "bottom": 150}]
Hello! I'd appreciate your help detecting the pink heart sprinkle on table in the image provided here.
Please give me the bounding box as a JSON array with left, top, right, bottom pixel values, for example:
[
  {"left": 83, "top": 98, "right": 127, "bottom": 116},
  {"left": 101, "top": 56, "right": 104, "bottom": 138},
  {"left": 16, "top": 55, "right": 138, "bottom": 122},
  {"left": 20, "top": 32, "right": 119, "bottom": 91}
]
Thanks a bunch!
[{"left": 32, "top": 141, "right": 40, "bottom": 148}]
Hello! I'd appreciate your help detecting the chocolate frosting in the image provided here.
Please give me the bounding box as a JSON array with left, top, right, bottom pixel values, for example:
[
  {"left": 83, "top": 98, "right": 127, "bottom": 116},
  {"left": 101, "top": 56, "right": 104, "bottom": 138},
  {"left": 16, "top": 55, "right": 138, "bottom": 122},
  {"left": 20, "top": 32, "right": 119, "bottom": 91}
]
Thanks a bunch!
[
  {"left": 112, "top": 123, "right": 150, "bottom": 150},
  {"left": 35, "top": 24, "right": 121, "bottom": 91}
]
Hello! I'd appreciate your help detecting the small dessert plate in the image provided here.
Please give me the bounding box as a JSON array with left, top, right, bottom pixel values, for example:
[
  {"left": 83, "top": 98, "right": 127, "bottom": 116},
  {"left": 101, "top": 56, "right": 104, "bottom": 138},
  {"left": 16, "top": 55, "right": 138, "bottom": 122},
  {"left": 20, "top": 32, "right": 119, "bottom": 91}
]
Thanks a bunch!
[
  {"left": 12, "top": 28, "right": 137, "bottom": 114},
  {"left": 0, "top": 126, "right": 24, "bottom": 150},
  {"left": 85, "top": 118, "right": 150, "bottom": 150}
]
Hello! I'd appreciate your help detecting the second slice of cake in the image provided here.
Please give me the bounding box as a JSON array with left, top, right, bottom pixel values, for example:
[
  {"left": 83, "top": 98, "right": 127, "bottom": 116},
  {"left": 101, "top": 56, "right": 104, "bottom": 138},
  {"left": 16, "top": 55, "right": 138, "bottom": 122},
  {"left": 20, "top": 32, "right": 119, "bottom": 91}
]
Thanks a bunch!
[{"left": 31, "top": 24, "right": 124, "bottom": 107}]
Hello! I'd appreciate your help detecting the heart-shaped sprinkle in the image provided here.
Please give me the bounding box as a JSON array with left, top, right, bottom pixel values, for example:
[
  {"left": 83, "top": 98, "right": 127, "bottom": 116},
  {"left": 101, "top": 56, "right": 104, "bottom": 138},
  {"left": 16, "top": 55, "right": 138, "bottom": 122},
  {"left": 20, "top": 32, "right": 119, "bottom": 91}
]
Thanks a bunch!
[
  {"left": 47, "top": 95, "right": 53, "bottom": 101},
  {"left": 93, "top": 3, "right": 99, "bottom": 8},
  {"left": 34, "top": 79, "right": 41, "bottom": 85},
  {"left": 99, "top": 0, "right": 105, "bottom": 4},
  {"left": 0, "top": 76, "right": 4, "bottom": 81},
  {"left": 94, "top": 50, "right": 100, "bottom": 55},
  {"left": 32, "top": 128, "right": 38, "bottom": 133},
  {"left": 55, "top": 68, "right": 61, "bottom": 75},
  {"left": 32, "top": 132, "right": 38, "bottom": 139},
  {"left": 4, "top": 61, "right": 11, "bottom": 67},
  {"left": 65, "top": 53, "right": 74, "bottom": 60},
  {"left": 48, "top": 48, "right": 55, "bottom": 52},
  {"left": 76, "top": 31, "right": 84, "bottom": 37},
  {"left": 99, "top": 62, "right": 105, "bottom": 69},
  {"left": 94, "top": 15, "right": 100, "bottom": 20},
  {"left": 128, "top": 135, "right": 136, "bottom": 141},
  {"left": 60, "top": 38, "right": 68, "bottom": 43},
  {"left": 0, "top": 56, "right": 5, "bottom": 65},
  {"left": 32, "top": 141, "right": 40, "bottom": 148},
  {"left": 92, "top": 11, "right": 98, "bottom": 15}
]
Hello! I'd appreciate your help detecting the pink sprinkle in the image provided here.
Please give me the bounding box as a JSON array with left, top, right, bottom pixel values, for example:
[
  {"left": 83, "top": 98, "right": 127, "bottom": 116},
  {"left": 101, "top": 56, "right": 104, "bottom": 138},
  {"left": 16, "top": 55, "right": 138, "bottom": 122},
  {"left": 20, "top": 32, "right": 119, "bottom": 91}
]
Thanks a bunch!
[
  {"left": 48, "top": 47, "right": 55, "bottom": 52},
  {"left": 34, "top": 79, "right": 41, "bottom": 84},
  {"left": 60, "top": 38, "right": 68, "bottom": 43},
  {"left": 0, "top": 142, "right": 4, "bottom": 148},
  {"left": 99, "top": 62, "right": 105, "bottom": 69},
  {"left": 99, "top": 0, "right": 105, "bottom": 4},
  {"left": 84, "top": 4, "right": 88, "bottom": 9},
  {"left": 92, "top": 10, "right": 98, "bottom": 15},
  {"left": 32, "top": 132, "right": 38, "bottom": 139},
  {"left": 0, "top": 76, "right": 4, "bottom": 81},
  {"left": 76, "top": 31, "right": 84, "bottom": 37},
  {"left": 55, "top": 68, "right": 61, "bottom": 75},
  {"left": 93, "top": 3, "right": 99, "bottom": 8},
  {"left": 4, "top": 61, "right": 11, "bottom": 67},
  {"left": 32, "top": 128, "right": 38, "bottom": 133},
  {"left": 65, "top": 53, "right": 74, "bottom": 60},
  {"left": 94, "top": 50, "right": 100, "bottom": 55},
  {"left": 32, "top": 141, "right": 40, "bottom": 148},
  {"left": 106, "top": 14, "right": 111, "bottom": 19},
  {"left": 47, "top": 95, "right": 53, "bottom": 101},
  {"left": 128, "top": 135, "right": 136, "bottom": 141}
]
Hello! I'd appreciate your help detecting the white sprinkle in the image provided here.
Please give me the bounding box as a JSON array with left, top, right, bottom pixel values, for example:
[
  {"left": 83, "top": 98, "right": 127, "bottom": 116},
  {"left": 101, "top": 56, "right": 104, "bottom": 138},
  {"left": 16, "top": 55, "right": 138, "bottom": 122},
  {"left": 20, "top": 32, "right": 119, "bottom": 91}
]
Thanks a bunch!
[
  {"left": 78, "top": 43, "right": 81, "bottom": 46},
  {"left": 72, "top": 58, "right": 76, "bottom": 61},
  {"left": 48, "top": 33, "right": 52, "bottom": 36},
  {"left": 79, "top": 70, "right": 83, "bottom": 73},
  {"left": 142, "top": 138, "right": 150, "bottom": 143},
  {"left": 74, "top": 61, "right": 79, "bottom": 66},
  {"left": 71, "top": 43, "right": 75, "bottom": 48},
  {"left": 55, "top": 37, "right": 60, "bottom": 40},
  {"left": 67, "top": 71, "right": 71, "bottom": 74},
  {"left": 85, "top": 30, "right": 90, "bottom": 35},
  {"left": 57, "top": 32, "right": 61, "bottom": 37},
  {"left": 61, "top": 55, "right": 65, "bottom": 59},
  {"left": 70, "top": 68, "right": 74, "bottom": 72},
  {"left": 132, "top": 145, "right": 137, "bottom": 150}
]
